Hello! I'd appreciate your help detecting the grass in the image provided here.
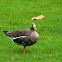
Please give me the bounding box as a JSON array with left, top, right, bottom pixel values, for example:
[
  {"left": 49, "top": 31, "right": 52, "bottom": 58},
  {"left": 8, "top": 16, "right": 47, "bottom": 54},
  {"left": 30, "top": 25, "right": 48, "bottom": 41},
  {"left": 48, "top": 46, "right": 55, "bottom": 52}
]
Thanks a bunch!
[{"left": 0, "top": 0, "right": 62, "bottom": 62}]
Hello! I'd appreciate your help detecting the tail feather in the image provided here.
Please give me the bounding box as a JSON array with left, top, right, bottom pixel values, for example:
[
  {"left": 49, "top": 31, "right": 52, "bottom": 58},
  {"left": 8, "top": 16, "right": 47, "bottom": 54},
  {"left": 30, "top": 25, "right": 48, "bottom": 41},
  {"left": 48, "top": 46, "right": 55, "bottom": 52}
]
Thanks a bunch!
[{"left": 3, "top": 31, "right": 8, "bottom": 34}]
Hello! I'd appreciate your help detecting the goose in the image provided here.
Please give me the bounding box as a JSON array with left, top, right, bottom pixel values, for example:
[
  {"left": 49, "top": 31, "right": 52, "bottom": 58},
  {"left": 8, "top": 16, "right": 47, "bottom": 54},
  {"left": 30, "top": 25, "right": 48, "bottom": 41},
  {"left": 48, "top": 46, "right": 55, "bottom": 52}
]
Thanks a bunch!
[{"left": 3, "top": 23, "right": 39, "bottom": 53}]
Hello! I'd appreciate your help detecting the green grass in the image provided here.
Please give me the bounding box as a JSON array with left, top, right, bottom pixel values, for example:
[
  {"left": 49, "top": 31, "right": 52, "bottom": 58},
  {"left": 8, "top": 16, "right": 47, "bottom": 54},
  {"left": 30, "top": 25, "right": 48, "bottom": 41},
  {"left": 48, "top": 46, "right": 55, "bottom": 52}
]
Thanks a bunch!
[{"left": 0, "top": 0, "right": 62, "bottom": 62}]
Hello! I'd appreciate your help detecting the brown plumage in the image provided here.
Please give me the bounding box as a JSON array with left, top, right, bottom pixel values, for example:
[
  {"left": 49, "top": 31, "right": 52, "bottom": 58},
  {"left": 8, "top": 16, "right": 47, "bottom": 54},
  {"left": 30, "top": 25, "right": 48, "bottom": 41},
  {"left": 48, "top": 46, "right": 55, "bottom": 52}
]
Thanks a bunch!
[{"left": 3, "top": 23, "right": 39, "bottom": 53}]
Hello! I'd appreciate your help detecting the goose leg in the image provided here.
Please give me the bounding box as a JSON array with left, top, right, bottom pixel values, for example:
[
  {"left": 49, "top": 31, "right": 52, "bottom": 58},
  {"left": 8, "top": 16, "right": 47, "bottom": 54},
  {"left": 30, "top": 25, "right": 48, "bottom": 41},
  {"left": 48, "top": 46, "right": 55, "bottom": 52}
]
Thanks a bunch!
[{"left": 24, "top": 46, "right": 26, "bottom": 53}]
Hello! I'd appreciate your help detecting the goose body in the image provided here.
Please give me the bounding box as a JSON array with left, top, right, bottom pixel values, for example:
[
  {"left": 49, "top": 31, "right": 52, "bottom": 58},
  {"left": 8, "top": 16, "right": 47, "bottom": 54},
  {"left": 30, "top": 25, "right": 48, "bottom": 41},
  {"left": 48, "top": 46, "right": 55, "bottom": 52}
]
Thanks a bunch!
[{"left": 3, "top": 23, "right": 39, "bottom": 53}]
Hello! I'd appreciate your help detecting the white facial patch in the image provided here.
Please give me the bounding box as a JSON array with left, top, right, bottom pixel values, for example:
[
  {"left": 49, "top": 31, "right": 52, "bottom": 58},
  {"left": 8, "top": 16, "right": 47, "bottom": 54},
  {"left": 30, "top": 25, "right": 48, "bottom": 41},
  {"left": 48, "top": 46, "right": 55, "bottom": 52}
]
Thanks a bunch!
[{"left": 33, "top": 24, "right": 36, "bottom": 29}]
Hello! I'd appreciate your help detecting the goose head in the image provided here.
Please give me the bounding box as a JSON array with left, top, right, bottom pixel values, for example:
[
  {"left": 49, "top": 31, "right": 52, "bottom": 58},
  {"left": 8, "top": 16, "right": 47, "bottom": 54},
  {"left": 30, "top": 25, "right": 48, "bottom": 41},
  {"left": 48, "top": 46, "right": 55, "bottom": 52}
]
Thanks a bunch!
[{"left": 30, "top": 23, "right": 36, "bottom": 30}]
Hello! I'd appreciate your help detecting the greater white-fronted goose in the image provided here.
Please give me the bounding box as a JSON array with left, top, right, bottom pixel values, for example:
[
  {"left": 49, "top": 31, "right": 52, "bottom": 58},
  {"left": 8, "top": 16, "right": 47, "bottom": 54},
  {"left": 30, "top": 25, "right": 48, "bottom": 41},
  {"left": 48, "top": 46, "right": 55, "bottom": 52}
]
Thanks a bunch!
[{"left": 3, "top": 23, "right": 39, "bottom": 53}]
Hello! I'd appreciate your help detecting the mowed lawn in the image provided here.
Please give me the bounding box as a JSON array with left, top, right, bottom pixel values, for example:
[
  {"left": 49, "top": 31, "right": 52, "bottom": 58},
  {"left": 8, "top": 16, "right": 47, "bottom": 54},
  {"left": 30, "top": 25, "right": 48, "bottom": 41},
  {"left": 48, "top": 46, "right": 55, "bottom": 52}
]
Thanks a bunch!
[{"left": 0, "top": 0, "right": 62, "bottom": 62}]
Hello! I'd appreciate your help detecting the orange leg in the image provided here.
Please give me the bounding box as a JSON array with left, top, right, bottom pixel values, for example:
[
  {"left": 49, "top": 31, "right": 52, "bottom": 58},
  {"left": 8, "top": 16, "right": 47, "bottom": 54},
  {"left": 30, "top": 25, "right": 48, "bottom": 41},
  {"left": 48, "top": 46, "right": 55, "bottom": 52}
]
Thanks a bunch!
[{"left": 24, "top": 46, "right": 26, "bottom": 53}]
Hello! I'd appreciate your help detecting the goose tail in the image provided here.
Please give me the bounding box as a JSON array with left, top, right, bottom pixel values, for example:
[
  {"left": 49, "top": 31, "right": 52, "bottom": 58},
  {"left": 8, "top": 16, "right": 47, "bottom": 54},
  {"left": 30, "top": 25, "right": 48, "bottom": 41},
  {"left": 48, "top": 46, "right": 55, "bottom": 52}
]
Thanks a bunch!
[{"left": 3, "top": 31, "right": 8, "bottom": 34}]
